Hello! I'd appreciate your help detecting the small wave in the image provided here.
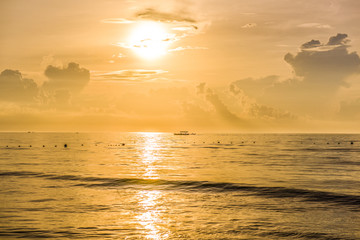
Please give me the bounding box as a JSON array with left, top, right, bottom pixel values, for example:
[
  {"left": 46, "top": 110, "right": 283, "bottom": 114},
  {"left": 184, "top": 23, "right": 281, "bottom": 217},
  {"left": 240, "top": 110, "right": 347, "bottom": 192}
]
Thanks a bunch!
[
  {"left": 258, "top": 229, "right": 352, "bottom": 240},
  {"left": 228, "top": 225, "right": 355, "bottom": 240},
  {"left": 1, "top": 171, "right": 360, "bottom": 208},
  {"left": 301, "top": 147, "right": 360, "bottom": 153},
  {"left": 0, "top": 227, "right": 83, "bottom": 239},
  {"left": 29, "top": 198, "right": 56, "bottom": 203}
]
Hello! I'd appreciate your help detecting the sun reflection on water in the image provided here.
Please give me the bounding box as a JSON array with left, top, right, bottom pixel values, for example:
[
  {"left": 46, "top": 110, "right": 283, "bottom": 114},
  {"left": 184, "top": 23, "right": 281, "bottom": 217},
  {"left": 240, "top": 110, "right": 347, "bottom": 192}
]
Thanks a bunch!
[
  {"left": 135, "top": 190, "right": 169, "bottom": 240},
  {"left": 139, "top": 133, "right": 162, "bottom": 179},
  {"left": 133, "top": 133, "right": 169, "bottom": 239}
]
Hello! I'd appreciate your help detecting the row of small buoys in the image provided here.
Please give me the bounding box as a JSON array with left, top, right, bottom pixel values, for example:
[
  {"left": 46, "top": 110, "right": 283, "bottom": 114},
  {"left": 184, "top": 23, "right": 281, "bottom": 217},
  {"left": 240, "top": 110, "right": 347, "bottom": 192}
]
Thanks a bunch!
[
  {"left": 2, "top": 141, "right": 356, "bottom": 148},
  {"left": 108, "top": 143, "right": 125, "bottom": 146},
  {"left": 3, "top": 144, "right": 82, "bottom": 148},
  {"left": 2, "top": 143, "right": 128, "bottom": 148}
]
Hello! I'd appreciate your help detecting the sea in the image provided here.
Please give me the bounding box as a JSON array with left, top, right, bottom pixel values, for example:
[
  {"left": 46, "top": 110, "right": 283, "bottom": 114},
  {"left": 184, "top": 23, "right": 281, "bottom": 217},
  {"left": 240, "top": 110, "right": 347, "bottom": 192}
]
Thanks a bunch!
[{"left": 0, "top": 132, "right": 359, "bottom": 239}]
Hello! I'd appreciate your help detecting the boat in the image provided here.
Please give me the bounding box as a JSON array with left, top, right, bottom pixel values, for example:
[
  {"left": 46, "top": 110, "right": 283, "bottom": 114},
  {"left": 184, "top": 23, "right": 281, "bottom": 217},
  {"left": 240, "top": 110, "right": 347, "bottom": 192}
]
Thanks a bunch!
[{"left": 174, "top": 131, "right": 196, "bottom": 135}]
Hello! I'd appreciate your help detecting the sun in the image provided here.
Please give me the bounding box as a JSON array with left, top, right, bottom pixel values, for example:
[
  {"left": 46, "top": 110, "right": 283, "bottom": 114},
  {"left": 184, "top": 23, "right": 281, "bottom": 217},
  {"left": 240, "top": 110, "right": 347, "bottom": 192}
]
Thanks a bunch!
[{"left": 128, "top": 22, "right": 171, "bottom": 60}]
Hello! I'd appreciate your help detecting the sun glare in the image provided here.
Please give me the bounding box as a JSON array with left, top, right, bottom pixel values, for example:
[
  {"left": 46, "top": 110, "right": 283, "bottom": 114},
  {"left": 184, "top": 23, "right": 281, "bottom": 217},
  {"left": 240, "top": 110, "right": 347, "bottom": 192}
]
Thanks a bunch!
[{"left": 129, "top": 22, "right": 171, "bottom": 60}]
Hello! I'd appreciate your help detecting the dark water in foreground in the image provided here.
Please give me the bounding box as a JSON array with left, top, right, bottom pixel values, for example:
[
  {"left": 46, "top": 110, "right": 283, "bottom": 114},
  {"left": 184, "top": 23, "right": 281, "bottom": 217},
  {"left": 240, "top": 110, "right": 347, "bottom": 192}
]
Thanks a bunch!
[{"left": 0, "top": 133, "right": 359, "bottom": 239}]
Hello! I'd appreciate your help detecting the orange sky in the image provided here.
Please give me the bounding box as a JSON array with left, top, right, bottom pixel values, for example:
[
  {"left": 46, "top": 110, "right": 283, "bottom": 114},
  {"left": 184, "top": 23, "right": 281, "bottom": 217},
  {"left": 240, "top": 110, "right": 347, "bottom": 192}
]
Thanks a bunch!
[{"left": 1, "top": 0, "right": 360, "bottom": 132}]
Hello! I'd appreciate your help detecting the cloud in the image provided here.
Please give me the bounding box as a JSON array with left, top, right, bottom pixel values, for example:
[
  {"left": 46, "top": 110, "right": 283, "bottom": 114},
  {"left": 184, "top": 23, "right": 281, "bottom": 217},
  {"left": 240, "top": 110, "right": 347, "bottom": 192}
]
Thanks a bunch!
[
  {"left": 48, "top": 89, "right": 72, "bottom": 110},
  {"left": 172, "top": 26, "right": 198, "bottom": 31},
  {"left": 249, "top": 103, "right": 296, "bottom": 120},
  {"left": 168, "top": 46, "right": 207, "bottom": 52},
  {"left": 231, "top": 34, "right": 360, "bottom": 117},
  {"left": 193, "top": 82, "right": 297, "bottom": 131},
  {"left": 241, "top": 23, "right": 257, "bottom": 28},
  {"left": 93, "top": 69, "right": 168, "bottom": 83},
  {"left": 229, "top": 83, "right": 297, "bottom": 121},
  {"left": 196, "top": 82, "right": 206, "bottom": 94},
  {"left": 106, "top": 7, "right": 209, "bottom": 56},
  {"left": 229, "top": 75, "right": 279, "bottom": 99},
  {"left": 196, "top": 83, "right": 250, "bottom": 127},
  {"left": 101, "top": 18, "right": 134, "bottom": 24},
  {"left": 284, "top": 33, "right": 360, "bottom": 88},
  {"left": 337, "top": 98, "right": 360, "bottom": 119},
  {"left": 297, "top": 23, "right": 332, "bottom": 29},
  {"left": 43, "top": 62, "right": 90, "bottom": 93},
  {"left": 205, "top": 89, "right": 244, "bottom": 124},
  {"left": 301, "top": 39, "right": 321, "bottom": 49},
  {"left": 102, "top": 8, "right": 200, "bottom": 27},
  {"left": 327, "top": 33, "right": 349, "bottom": 45},
  {"left": 0, "top": 69, "right": 39, "bottom": 102},
  {"left": 135, "top": 8, "right": 197, "bottom": 24}
]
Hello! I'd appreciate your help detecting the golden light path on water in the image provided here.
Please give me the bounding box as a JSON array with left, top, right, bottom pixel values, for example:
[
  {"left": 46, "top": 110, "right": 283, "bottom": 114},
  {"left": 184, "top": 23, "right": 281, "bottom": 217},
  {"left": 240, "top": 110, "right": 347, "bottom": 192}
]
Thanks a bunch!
[
  {"left": 140, "top": 132, "right": 161, "bottom": 180},
  {"left": 135, "top": 133, "right": 169, "bottom": 239}
]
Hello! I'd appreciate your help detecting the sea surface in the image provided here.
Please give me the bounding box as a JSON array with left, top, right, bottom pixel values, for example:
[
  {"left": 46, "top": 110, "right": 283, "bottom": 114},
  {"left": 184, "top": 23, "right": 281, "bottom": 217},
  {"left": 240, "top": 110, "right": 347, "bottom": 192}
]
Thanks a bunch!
[{"left": 0, "top": 132, "right": 359, "bottom": 239}]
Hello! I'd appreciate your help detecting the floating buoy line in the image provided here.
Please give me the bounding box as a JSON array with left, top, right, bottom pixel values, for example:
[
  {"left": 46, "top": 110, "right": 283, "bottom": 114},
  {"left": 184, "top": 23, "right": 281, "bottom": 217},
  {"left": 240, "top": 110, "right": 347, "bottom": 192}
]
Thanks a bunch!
[{"left": 0, "top": 141, "right": 357, "bottom": 149}]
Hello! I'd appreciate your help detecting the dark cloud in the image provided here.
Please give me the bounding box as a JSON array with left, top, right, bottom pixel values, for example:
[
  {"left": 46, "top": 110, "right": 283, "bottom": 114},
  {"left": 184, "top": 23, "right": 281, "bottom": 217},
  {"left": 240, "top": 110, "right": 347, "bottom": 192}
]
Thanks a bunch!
[
  {"left": 0, "top": 69, "right": 39, "bottom": 102},
  {"left": 284, "top": 33, "right": 360, "bottom": 88},
  {"left": 205, "top": 89, "right": 244, "bottom": 124},
  {"left": 43, "top": 62, "right": 90, "bottom": 93},
  {"left": 196, "top": 83, "right": 246, "bottom": 125},
  {"left": 196, "top": 83, "right": 294, "bottom": 128},
  {"left": 301, "top": 39, "right": 321, "bottom": 49},
  {"left": 136, "top": 8, "right": 197, "bottom": 24},
  {"left": 231, "top": 34, "right": 360, "bottom": 117},
  {"left": 327, "top": 33, "right": 349, "bottom": 45}
]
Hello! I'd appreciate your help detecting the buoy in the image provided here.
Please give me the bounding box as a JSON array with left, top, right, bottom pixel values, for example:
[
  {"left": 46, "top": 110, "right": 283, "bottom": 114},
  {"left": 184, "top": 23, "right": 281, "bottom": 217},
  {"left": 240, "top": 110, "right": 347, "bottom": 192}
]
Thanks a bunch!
[
  {"left": 351, "top": 141, "right": 354, "bottom": 145},
  {"left": 43, "top": 145, "right": 45, "bottom": 147},
  {"left": 64, "top": 144, "right": 67, "bottom": 148},
  {"left": 81, "top": 144, "right": 84, "bottom": 146},
  {"left": 55, "top": 145, "right": 57, "bottom": 147},
  {"left": 122, "top": 143, "right": 125, "bottom": 146},
  {"left": 30, "top": 145, "right": 32, "bottom": 147},
  {"left": 18, "top": 145, "right": 21, "bottom": 147}
]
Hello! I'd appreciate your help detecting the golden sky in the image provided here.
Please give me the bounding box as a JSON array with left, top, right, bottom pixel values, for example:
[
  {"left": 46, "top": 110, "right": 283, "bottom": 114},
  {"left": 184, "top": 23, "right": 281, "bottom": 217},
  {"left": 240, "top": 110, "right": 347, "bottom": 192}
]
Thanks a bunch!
[{"left": 1, "top": 0, "right": 360, "bottom": 132}]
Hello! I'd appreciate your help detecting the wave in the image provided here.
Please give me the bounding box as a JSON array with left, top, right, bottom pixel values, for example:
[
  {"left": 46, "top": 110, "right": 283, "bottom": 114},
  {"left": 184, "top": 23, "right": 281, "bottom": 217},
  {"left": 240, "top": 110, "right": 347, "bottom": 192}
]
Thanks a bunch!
[
  {"left": 299, "top": 147, "right": 360, "bottom": 153},
  {"left": 0, "top": 227, "right": 116, "bottom": 239},
  {"left": 0, "top": 226, "right": 356, "bottom": 240},
  {"left": 1, "top": 171, "right": 360, "bottom": 208}
]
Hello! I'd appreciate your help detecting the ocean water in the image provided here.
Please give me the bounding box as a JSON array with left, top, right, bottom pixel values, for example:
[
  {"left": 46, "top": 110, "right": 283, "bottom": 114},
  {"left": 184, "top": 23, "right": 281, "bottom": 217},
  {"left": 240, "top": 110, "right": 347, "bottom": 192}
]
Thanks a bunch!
[{"left": 0, "top": 132, "right": 359, "bottom": 239}]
